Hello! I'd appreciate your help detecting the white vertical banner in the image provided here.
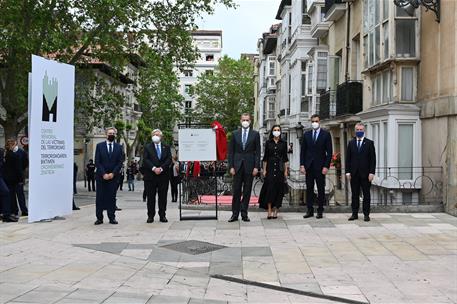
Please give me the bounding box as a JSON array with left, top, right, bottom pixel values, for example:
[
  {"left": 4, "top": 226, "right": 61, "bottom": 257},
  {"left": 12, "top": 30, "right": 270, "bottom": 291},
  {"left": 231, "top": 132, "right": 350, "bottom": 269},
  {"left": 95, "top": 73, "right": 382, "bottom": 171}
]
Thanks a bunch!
[{"left": 28, "top": 55, "right": 75, "bottom": 223}]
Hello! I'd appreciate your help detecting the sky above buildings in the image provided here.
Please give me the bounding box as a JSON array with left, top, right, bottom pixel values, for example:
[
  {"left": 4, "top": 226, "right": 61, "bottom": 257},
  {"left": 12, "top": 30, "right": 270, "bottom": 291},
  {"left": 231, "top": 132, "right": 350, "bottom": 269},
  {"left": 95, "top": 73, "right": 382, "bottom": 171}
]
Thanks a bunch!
[{"left": 197, "top": 0, "right": 280, "bottom": 58}]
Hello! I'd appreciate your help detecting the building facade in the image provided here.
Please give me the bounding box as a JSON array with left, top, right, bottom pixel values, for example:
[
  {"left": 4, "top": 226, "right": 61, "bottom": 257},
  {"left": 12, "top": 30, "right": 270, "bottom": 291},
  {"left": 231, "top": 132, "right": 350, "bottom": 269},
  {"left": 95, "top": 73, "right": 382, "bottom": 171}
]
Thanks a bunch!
[
  {"left": 255, "top": 0, "right": 455, "bottom": 212},
  {"left": 74, "top": 61, "right": 142, "bottom": 179},
  {"left": 177, "top": 30, "right": 223, "bottom": 128},
  {"left": 417, "top": 1, "right": 457, "bottom": 215}
]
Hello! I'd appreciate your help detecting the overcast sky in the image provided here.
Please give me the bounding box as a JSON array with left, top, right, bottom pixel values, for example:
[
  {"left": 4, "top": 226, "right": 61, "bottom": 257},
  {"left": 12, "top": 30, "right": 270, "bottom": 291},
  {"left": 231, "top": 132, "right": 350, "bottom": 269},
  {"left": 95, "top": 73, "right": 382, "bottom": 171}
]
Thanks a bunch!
[{"left": 197, "top": 0, "right": 280, "bottom": 59}]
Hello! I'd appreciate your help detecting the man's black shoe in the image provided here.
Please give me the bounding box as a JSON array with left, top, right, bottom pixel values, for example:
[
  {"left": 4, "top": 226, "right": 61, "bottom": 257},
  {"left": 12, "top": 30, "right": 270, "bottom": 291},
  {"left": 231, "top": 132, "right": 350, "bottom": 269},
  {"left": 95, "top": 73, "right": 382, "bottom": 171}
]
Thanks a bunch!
[
  {"left": 242, "top": 217, "right": 250, "bottom": 222},
  {"left": 115, "top": 207, "right": 122, "bottom": 211},
  {"left": 3, "top": 216, "right": 18, "bottom": 222},
  {"left": 303, "top": 212, "right": 314, "bottom": 219},
  {"left": 94, "top": 219, "right": 103, "bottom": 225},
  {"left": 316, "top": 213, "right": 323, "bottom": 219},
  {"left": 109, "top": 219, "right": 118, "bottom": 224},
  {"left": 228, "top": 216, "right": 238, "bottom": 222},
  {"left": 348, "top": 214, "right": 358, "bottom": 221},
  {"left": 72, "top": 206, "right": 80, "bottom": 211},
  {"left": 147, "top": 217, "right": 154, "bottom": 223},
  {"left": 364, "top": 215, "right": 370, "bottom": 222},
  {"left": 159, "top": 217, "right": 168, "bottom": 223}
]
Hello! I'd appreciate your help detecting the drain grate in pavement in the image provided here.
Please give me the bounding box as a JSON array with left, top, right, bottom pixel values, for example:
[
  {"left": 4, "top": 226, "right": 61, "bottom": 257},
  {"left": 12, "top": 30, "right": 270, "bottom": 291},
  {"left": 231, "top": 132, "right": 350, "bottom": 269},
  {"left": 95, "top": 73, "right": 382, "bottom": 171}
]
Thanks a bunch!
[{"left": 161, "top": 240, "right": 226, "bottom": 255}]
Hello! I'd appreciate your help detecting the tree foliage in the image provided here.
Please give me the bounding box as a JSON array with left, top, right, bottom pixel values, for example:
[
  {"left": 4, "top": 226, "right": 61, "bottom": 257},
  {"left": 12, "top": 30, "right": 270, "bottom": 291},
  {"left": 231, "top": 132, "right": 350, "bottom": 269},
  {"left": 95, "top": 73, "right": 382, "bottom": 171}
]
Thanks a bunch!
[
  {"left": 0, "top": 0, "right": 235, "bottom": 139},
  {"left": 136, "top": 50, "right": 184, "bottom": 146},
  {"left": 192, "top": 56, "right": 255, "bottom": 133}
]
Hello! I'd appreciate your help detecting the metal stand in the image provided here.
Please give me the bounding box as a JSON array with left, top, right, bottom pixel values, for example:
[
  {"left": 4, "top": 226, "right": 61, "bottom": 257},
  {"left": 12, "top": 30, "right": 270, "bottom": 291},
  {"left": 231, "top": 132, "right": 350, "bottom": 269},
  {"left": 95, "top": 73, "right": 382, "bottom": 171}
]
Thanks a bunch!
[{"left": 178, "top": 124, "right": 218, "bottom": 221}]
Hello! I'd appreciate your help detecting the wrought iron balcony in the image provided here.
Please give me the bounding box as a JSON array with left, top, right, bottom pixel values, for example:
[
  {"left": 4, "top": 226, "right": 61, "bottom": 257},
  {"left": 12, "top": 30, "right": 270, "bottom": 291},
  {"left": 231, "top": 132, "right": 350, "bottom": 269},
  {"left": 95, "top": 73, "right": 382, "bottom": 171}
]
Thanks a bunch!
[
  {"left": 336, "top": 81, "right": 363, "bottom": 116},
  {"left": 319, "top": 90, "right": 336, "bottom": 120}
]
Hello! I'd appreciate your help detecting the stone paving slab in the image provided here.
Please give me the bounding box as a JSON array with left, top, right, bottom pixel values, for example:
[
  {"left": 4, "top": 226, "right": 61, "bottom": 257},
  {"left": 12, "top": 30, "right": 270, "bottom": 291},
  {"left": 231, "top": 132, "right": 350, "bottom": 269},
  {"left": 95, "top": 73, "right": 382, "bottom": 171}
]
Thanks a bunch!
[{"left": 0, "top": 185, "right": 456, "bottom": 304}]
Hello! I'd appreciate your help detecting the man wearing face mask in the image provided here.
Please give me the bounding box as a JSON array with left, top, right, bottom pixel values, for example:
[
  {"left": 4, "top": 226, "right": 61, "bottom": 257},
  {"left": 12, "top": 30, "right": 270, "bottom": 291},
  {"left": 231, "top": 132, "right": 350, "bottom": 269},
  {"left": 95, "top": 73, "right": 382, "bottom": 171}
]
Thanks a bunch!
[
  {"left": 228, "top": 113, "right": 261, "bottom": 222},
  {"left": 143, "top": 129, "right": 172, "bottom": 223},
  {"left": 94, "top": 127, "right": 123, "bottom": 225},
  {"left": 300, "top": 114, "right": 333, "bottom": 219},
  {"left": 346, "top": 123, "right": 376, "bottom": 222}
]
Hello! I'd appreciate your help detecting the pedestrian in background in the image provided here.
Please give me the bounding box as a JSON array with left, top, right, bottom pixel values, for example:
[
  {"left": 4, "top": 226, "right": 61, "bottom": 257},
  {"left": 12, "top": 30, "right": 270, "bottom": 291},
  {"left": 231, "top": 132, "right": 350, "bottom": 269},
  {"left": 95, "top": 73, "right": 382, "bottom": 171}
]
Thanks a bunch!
[
  {"left": 259, "top": 125, "right": 288, "bottom": 219},
  {"left": 169, "top": 155, "right": 180, "bottom": 202},
  {"left": 127, "top": 163, "right": 135, "bottom": 191},
  {"left": 86, "top": 159, "right": 96, "bottom": 192},
  {"left": 4, "top": 138, "right": 28, "bottom": 217},
  {"left": 73, "top": 162, "right": 80, "bottom": 210},
  {"left": 118, "top": 165, "right": 125, "bottom": 191},
  {"left": 346, "top": 123, "right": 376, "bottom": 222}
]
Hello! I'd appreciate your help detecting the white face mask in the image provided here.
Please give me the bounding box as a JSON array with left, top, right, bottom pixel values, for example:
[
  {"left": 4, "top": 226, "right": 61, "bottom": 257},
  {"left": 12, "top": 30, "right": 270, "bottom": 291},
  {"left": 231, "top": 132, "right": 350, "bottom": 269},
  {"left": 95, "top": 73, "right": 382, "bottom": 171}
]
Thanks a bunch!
[
  {"left": 311, "top": 122, "right": 320, "bottom": 130},
  {"left": 152, "top": 135, "right": 161, "bottom": 143},
  {"left": 241, "top": 121, "right": 250, "bottom": 128},
  {"left": 272, "top": 131, "right": 281, "bottom": 138}
]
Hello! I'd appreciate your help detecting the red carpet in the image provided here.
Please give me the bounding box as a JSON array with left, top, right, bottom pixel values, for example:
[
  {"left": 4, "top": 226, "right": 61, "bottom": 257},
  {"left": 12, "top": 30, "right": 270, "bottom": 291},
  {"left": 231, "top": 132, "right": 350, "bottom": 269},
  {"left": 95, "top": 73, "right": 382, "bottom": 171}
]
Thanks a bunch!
[{"left": 199, "top": 195, "right": 259, "bottom": 206}]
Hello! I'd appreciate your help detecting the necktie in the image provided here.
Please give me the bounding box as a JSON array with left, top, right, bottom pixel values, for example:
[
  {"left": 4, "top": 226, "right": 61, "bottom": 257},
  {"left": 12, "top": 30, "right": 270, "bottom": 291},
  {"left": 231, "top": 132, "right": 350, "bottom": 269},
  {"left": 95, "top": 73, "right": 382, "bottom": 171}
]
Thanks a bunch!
[
  {"left": 108, "top": 143, "right": 113, "bottom": 155},
  {"left": 357, "top": 140, "right": 361, "bottom": 151},
  {"left": 242, "top": 130, "right": 247, "bottom": 150},
  {"left": 313, "top": 131, "right": 317, "bottom": 143},
  {"left": 156, "top": 144, "right": 161, "bottom": 159}
]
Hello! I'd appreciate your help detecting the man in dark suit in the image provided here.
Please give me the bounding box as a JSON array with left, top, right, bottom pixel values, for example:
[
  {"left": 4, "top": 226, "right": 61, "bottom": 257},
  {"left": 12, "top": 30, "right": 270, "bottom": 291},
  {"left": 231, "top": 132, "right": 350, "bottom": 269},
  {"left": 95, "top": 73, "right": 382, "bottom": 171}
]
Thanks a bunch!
[
  {"left": 228, "top": 113, "right": 261, "bottom": 222},
  {"left": 94, "top": 127, "right": 123, "bottom": 225},
  {"left": 4, "top": 138, "right": 29, "bottom": 217},
  {"left": 300, "top": 114, "right": 333, "bottom": 219},
  {"left": 0, "top": 147, "right": 16, "bottom": 222},
  {"left": 143, "top": 129, "right": 172, "bottom": 223},
  {"left": 346, "top": 123, "right": 376, "bottom": 222}
]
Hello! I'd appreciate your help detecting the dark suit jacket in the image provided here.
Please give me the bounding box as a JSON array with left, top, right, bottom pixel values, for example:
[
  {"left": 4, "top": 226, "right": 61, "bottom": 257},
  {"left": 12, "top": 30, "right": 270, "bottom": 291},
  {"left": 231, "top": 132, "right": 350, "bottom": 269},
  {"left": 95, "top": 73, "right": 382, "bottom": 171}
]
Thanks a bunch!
[
  {"left": 4, "top": 148, "right": 28, "bottom": 183},
  {"left": 142, "top": 142, "right": 172, "bottom": 181},
  {"left": 94, "top": 141, "right": 123, "bottom": 179},
  {"left": 300, "top": 128, "right": 333, "bottom": 170},
  {"left": 228, "top": 128, "right": 261, "bottom": 174},
  {"left": 345, "top": 137, "right": 376, "bottom": 177}
]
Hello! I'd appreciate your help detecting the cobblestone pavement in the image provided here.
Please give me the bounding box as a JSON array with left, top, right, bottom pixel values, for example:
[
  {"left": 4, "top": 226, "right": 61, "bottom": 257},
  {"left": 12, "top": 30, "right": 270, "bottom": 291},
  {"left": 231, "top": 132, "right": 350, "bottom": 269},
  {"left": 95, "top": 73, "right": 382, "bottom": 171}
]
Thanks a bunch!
[{"left": 0, "top": 183, "right": 456, "bottom": 304}]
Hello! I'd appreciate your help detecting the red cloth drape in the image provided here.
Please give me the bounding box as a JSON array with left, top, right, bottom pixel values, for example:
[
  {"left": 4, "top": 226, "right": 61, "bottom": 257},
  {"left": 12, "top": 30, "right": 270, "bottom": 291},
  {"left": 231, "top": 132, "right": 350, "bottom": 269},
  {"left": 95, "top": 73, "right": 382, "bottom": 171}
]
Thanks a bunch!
[
  {"left": 211, "top": 121, "right": 227, "bottom": 161},
  {"left": 186, "top": 161, "right": 200, "bottom": 177}
]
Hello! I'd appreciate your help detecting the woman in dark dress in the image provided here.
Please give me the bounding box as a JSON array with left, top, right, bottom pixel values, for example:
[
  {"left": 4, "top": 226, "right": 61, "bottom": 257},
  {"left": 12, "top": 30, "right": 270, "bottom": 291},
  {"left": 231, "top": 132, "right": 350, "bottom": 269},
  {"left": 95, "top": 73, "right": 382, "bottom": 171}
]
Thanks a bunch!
[{"left": 259, "top": 125, "right": 289, "bottom": 219}]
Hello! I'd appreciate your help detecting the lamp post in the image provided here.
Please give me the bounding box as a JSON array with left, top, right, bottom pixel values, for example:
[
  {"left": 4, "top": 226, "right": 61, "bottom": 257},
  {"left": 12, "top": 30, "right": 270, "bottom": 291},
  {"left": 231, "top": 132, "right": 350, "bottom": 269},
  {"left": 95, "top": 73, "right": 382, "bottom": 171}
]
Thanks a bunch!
[
  {"left": 294, "top": 122, "right": 304, "bottom": 145},
  {"left": 394, "top": 0, "right": 440, "bottom": 23}
]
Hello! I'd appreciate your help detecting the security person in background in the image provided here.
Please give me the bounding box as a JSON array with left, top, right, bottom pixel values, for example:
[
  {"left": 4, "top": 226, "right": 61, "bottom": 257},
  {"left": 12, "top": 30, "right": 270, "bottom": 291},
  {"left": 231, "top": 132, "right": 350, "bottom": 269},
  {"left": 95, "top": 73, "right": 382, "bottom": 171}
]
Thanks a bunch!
[
  {"left": 86, "top": 159, "right": 96, "bottom": 192},
  {"left": 345, "top": 123, "right": 376, "bottom": 222}
]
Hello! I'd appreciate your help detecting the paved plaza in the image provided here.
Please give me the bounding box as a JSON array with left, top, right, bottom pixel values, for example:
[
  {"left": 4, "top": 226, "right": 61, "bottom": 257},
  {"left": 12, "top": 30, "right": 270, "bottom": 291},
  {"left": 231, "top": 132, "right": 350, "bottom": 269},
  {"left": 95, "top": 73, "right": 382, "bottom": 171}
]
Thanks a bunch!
[{"left": 0, "top": 183, "right": 456, "bottom": 304}]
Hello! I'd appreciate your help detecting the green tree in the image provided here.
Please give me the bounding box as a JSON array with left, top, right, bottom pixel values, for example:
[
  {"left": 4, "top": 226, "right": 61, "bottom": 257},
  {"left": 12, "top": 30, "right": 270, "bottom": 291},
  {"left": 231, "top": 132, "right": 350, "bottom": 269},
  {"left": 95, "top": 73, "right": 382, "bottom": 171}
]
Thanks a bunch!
[
  {"left": 136, "top": 50, "right": 184, "bottom": 148},
  {"left": 0, "top": 0, "right": 235, "bottom": 139},
  {"left": 192, "top": 56, "right": 255, "bottom": 133}
]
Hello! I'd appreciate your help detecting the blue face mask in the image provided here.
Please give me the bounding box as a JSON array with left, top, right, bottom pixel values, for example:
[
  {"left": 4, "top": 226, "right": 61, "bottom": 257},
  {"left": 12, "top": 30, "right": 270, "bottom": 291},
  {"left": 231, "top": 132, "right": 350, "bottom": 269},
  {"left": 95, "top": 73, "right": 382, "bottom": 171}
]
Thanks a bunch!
[{"left": 355, "top": 131, "right": 365, "bottom": 138}]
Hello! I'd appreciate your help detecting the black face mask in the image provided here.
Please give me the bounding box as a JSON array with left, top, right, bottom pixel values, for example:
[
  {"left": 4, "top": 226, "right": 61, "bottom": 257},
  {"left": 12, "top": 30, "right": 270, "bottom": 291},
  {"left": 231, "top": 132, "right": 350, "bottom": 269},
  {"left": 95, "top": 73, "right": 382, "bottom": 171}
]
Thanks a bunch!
[{"left": 107, "top": 135, "right": 115, "bottom": 142}]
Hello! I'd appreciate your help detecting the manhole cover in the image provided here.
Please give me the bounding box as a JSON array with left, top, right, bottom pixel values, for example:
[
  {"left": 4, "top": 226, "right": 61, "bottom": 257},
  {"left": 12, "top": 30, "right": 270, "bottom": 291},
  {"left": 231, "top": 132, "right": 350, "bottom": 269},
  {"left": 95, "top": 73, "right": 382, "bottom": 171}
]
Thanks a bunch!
[{"left": 161, "top": 240, "right": 226, "bottom": 255}]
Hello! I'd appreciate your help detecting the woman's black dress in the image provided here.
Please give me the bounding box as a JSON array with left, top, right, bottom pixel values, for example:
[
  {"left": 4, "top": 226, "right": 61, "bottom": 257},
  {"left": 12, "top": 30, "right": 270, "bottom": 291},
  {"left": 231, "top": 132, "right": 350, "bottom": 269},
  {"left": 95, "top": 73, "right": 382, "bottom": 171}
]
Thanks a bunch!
[{"left": 259, "top": 139, "right": 289, "bottom": 210}]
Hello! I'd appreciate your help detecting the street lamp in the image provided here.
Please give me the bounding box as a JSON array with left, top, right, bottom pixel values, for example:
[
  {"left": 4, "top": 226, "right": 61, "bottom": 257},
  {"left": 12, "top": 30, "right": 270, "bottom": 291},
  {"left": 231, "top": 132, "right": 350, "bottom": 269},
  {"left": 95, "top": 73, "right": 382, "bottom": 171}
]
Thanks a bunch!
[
  {"left": 394, "top": 0, "right": 440, "bottom": 23},
  {"left": 294, "top": 122, "right": 304, "bottom": 143}
]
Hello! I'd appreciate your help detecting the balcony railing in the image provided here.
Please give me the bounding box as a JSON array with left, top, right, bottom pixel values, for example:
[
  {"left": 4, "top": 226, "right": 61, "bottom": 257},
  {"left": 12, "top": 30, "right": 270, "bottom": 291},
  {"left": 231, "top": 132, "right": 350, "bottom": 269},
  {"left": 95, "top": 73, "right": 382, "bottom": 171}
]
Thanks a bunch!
[
  {"left": 319, "top": 90, "right": 336, "bottom": 120},
  {"left": 336, "top": 81, "right": 363, "bottom": 116}
]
